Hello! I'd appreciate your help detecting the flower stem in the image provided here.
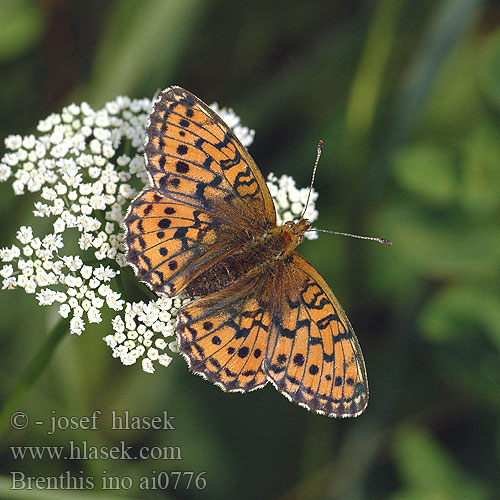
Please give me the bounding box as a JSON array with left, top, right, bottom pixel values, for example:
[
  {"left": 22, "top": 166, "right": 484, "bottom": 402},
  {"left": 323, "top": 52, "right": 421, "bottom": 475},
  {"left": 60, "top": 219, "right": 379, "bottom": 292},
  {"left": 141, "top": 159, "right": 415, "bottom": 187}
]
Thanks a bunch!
[
  {"left": 122, "top": 265, "right": 157, "bottom": 300},
  {"left": 0, "top": 318, "right": 67, "bottom": 440}
]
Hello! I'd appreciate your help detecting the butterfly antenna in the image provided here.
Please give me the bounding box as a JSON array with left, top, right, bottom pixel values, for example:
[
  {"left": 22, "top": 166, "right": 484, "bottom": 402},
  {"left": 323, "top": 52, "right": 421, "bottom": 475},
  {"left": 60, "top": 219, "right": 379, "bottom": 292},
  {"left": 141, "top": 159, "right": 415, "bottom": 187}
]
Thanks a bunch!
[
  {"left": 309, "top": 228, "right": 392, "bottom": 246},
  {"left": 301, "top": 140, "right": 391, "bottom": 246},
  {"left": 300, "top": 140, "right": 323, "bottom": 219}
]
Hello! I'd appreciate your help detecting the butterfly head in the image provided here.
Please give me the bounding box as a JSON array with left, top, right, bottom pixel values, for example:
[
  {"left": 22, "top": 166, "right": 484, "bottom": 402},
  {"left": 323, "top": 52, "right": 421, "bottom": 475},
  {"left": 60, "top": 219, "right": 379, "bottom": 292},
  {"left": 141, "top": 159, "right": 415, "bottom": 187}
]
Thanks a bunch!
[{"left": 284, "top": 218, "right": 311, "bottom": 246}]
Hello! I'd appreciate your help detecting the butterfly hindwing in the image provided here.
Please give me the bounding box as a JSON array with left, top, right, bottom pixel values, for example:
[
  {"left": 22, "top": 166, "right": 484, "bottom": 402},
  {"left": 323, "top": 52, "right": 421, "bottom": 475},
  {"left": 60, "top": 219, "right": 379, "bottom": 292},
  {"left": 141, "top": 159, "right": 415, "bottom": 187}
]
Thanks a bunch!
[
  {"left": 264, "top": 253, "right": 368, "bottom": 417},
  {"left": 177, "top": 271, "right": 271, "bottom": 391}
]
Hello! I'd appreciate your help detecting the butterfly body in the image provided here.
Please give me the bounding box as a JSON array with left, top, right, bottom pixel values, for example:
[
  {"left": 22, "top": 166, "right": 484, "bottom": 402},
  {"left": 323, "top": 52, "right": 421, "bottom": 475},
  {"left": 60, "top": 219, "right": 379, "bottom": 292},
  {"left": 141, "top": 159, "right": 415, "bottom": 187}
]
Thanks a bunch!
[
  {"left": 125, "top": 87, "right": 369, "bottom": 417},
  {"left": 185, "top": 219, "right": 307, "bottom": 297}
]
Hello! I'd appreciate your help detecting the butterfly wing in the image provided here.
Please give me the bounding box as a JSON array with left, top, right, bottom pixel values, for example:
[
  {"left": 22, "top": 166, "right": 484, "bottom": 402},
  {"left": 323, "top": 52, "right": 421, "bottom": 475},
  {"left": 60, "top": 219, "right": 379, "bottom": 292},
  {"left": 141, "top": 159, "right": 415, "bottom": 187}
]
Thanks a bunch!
[
  {"left": 265, "top": 253, "right": 368, "bottom": 417},
  {"left": 145, "top": 86, "right": 276, "bottom": 228},
  {"left": 176, "top": 270, "right": 271, "bottom": 391},
  {"left": 126, "top": 87, "right": 277, "bottom": 295},
  {"left": 126, "top": 189, "right": 239, "bottom": 294}
]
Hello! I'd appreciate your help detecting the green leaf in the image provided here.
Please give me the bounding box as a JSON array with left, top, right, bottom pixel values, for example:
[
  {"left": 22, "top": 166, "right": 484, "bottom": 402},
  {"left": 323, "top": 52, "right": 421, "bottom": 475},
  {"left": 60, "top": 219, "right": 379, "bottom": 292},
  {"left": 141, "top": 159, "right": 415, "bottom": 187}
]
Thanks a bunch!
[
  {"left": 419, "top": 285, "right": 500, "bottom": 407},
  {"left": 392, "top": 144, "right": 457, "bottom": 206},
  {"left": 460, "top": 122, "right": 500, "bottom": 215},
  {"left": 419, "top": 285, "right": 500, "bottom": 351},
  {"left": 82, "top": 0, "right": 208, "bottom": 105},
  {"left": 0, "top": 0, "right": 44, "bottom": 62},
  {"left": 390, "top": 425, "right": 490, "bottom": 500},
  {"left": 478, "top": 29, "right": 500, "bottom": 111},
  {"left": 0, "top": 319, "right": 67, "bottom": 439},
  {"left": 378, "top": 203, "right": 500, "bottom": 282}
]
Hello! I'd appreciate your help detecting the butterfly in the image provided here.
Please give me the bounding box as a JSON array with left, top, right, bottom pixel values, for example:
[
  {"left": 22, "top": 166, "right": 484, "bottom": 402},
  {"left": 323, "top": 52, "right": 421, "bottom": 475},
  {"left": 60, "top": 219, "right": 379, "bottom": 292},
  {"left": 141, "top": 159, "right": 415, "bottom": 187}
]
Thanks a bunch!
[{"left": 125, "top": 86, "right": 368, "bottom": 417}]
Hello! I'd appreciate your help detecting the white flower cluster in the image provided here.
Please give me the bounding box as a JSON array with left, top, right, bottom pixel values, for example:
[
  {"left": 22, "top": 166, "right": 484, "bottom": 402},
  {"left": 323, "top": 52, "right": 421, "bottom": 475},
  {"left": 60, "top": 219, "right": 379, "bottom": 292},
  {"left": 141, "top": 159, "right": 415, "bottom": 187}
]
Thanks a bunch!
[
  {"left": 0, "top": 96, "right": 153, "bottom": 337},
  {"left": 266, "top": 173, "right": 319, "bottom": 239},
  {"left": 103, "top": 296, "right": 191, "bottom": 373},
  {"left": 0, "top": 93, "right": 319, "bottom": 372}
]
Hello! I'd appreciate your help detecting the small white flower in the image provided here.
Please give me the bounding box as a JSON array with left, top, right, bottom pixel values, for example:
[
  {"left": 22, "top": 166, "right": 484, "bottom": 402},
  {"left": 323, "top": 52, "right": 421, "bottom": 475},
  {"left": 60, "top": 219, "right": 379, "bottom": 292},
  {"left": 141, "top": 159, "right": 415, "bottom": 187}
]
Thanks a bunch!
[
  {"left": 51, "top": 198, "right": 65, "bottom": 215},
  {"left": 61, "top": 165, "right": 82, "bottom": 187},
  {"left": 53, "top": 218, "right": 66, "bottom": 233},
  {"left": 0, "top": 245, "right": 21, "bottom": 261},
  {"left": 106, "top": 291, "right": 124, "bottom": 311},
  {"left": 16, "top": 226, "right": 33, "bottom": 245},
  {"left": 79, "top": 215, "right": 101, "bottom": 232},
  {"left": 78, "top": 233, "right": 93, "bottom": 250},
  {"left": 125, "top": 315, "right": 136, "bottom": 331},
  {"left": 111, "top": 315, "right": 125, "bottom": 333},
  {"left": 42, "top": 233, "right": 64, "bottom": 252},
  {"left": 142, "top": 358, "right": 155, "bottom": 373},
  {"left": 103, "top": 334, "right": 117, "bottom": 348},
  {"left": 87, "top": 306, "right": 102, "bottom": 323},
  {"left": 54, "top": 182, "right": 67, "bottom": 195},
  {"left": 0, "top": 265, "right": 13, "bottom": 278},
  {"left": 98, "top": 284, "right": 110, "bottom": 296},
  {"left": 54, "top": 291, "right": 67, "bottom": 302},
  {"left": 30, "top": 236, "right": 42, "bottom": 250},
  {"left": 62, "top": 255, "right": 83, "bottom": 271},
  {"left": 158, "top": 353, "right": 173, "bottom": 367},
  {"left": 92, "top": 296, "right": 104, "bottom": 309},
  {"left": 41, "top": 187, "right": 57, "bottom": 201},
  {"left": 0, "top": 164, "right": 12, "bottom": 181},
  {"left": 23, "top": 246, "right": 34, "bottom": 257},
  {"left": 88, "top": 278, "right": 99, "bottom": 289},
  {"left": 5, "top": 134, "right": 23, "bottom": 150},
  {"left": 22, "top": 135, "right": 36, "bottom": 150},
  {"left": 4, "top": 153, "right": 20, "bottom": 167},
  {"left": 155, "top": 338, "right": 167, "bottom": 349},
  {"left": 2, "top": 277, "right": 17, "bottom": 289},
  {"left": 70, "top": 315, "right": 85, "bottom": 335},
  {"left": 24, "top": 279, "right": 37, "bottom": 294},
  {"left": 80, "top": 265, "right": 93, "bottom": 279},
  {"left": 36, "top": 289, "right": 57, "bottom": 306},
  {"left": 147, "top": 347, "right": 159, "bottom": 360},
  {"left": 12, "top": 179, "right": 24, "bottom": 195}
]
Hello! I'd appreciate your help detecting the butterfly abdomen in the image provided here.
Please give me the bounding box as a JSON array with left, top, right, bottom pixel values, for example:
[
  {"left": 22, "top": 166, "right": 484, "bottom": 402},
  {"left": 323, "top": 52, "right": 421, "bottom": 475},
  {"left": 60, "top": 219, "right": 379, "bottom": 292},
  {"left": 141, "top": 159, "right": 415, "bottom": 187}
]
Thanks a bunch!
[{"left": 185, "top": 224, "right": 300, "bottom": 298}]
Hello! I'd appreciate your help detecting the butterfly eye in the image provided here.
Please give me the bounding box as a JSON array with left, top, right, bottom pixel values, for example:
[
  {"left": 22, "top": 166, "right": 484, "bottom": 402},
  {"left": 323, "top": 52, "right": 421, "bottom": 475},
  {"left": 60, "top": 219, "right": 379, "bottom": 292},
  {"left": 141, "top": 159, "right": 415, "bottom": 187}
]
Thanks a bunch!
[{"left": 284, "top": 221, "right": 294, "bottom": 228}]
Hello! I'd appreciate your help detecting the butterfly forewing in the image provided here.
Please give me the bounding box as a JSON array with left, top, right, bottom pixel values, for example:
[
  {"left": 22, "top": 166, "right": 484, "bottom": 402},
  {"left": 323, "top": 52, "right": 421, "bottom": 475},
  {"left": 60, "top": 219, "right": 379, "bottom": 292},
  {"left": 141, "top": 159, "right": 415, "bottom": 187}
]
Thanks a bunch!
[
  {"left": 126, "top": 189, "right": 238, "bottom": 294},
  {"left": 145, "top": 87, "right": 276, "bottom": 230},
  {"left": 126, "top": 87, "right": 277, "bottom": 295}
]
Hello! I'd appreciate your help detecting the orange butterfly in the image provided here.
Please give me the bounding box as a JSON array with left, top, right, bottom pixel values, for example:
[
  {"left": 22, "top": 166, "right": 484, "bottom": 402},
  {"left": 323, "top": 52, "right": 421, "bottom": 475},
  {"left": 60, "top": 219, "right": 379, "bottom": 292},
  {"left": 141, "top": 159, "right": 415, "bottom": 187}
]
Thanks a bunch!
[{"left": 125, "top": 87, "right": 368, "bottom": 417}]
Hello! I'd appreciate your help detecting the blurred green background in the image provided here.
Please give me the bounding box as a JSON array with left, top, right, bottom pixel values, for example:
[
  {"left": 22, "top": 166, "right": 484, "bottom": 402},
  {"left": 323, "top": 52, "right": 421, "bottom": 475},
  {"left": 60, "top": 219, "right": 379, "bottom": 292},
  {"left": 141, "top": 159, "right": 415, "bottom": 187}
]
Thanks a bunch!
[{"left": 1, "top": 0, "right": 499, "bottom": 499}]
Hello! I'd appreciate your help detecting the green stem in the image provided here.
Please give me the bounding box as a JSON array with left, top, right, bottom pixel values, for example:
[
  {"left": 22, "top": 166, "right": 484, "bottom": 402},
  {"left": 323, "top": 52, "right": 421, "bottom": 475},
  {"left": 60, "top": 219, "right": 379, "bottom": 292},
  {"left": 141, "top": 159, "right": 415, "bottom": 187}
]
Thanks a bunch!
[
  {"left": 122, "top": 265, "right": 157, "bottom": 300},
  {"left": 0, "top": 318, "right": 67, "bottom": 439},
  {"left": 342, "top": 0, "right": 404, "bottom": 165},
  {"left": 386, "top": 0, "right": 486, "bottom": 151}
]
